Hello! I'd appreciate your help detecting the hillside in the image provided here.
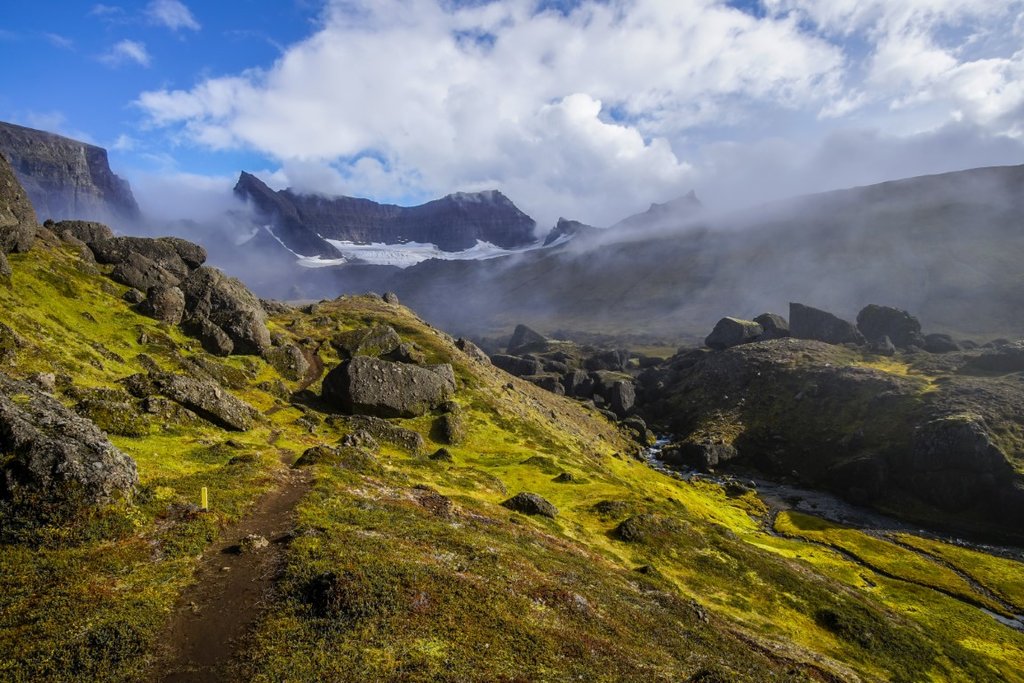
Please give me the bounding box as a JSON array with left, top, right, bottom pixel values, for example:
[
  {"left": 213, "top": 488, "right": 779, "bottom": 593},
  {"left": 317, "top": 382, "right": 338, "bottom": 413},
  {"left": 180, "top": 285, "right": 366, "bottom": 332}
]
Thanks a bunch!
[{"left": 2, "top": 158, "right": 1024, "bottom": 681}]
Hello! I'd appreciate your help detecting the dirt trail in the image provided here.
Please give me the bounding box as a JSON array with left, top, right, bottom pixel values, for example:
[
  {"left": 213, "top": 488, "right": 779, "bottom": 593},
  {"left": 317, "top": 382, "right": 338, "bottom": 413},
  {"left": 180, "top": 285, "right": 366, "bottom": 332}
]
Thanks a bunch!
[{"left": 158, "top": 465, "right": 312, "bottom": 682}]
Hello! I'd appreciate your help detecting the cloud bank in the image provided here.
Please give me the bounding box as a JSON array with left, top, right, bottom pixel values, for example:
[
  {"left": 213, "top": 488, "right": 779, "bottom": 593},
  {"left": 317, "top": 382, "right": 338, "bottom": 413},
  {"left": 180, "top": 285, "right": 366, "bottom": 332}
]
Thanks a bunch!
[{"left": 136, "top": 0, "right": 1024, "bottom": 227}]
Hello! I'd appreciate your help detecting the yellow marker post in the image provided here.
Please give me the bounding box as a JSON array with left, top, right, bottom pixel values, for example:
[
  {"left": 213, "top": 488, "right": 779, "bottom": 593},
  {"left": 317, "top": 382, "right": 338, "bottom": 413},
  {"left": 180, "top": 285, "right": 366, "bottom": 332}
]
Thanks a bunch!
[{"left": 200, "top": 486, "right": 209, "bottom": 512}]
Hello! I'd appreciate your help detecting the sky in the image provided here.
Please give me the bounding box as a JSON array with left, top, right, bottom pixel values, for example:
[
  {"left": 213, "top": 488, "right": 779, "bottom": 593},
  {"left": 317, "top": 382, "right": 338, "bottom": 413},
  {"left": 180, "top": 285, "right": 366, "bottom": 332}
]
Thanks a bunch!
[{"left": 2, "top": 0, "right": 1024, "bottom": 230}]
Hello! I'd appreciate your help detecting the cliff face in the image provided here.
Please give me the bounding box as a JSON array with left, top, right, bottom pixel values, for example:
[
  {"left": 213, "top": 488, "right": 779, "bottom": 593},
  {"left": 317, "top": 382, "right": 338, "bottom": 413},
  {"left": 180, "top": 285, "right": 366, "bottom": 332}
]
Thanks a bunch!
[
  {"left": 0, "top": 121, "right": 141, "bottom": 228},
  {"left": 234, "top": 172, "right": 536, "bottom": 257}
]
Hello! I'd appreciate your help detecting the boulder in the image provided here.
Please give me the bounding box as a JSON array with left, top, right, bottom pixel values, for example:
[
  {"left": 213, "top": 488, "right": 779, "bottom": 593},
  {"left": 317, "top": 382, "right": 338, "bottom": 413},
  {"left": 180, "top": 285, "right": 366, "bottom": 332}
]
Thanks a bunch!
[
  {"left": 705, "top": 317, "right": 763, "bottom": 350},
  {"left": 158, "top": 236, "right": 206, "bottom": 269},
  {"left": 455, "top": 337, "right": 490, "bottom": 364},
  {"left": 429, "top": 447, "right": 454, "bottom": 462},
  {"left": 294, "top": 445, "right": 380, "bottom": 473},
  {"left": 507, "top": 324, "right": 547, "bottom": 354},
  {"left": 0, "top": 373, "right": 138, "bottom": 521},
  {"left": 331, "top": 325, "right": 401, "bottom": 359},
  {"left": 110, "top": 252, "right": 182, "bottom": 292},
  {"left": 337, "top": 416, "right": 425, "bottom": 454},
  {"left": 150, "top": 372, "right": 257, "bottom": 431},
  {"left": 122, "top": 288, "right": 145, "bottom": 305},
  {"left": 660, "top": 440, "right": 738, "bottom": 471},
  {"left": 434, "top": 412, "right": 467, "bottom": 445},
  {"left": 384, "top": 341, "right": 426, "bottom": 365},
  {"left": 491, "top": 354, "right": 543, "bottom": 377},
  {"left": 592, "top": 372, "right": 636, "bottom": 417},
  {"left": 968, "top": 341, "right": 1024, "bottom": 372},
  {"left": 522, "top": 373, "right": 565, "bottom": 395},
  {"left": 856, "top": 305, "right": 924, "bottom": 349},
  {"left": 790, "top": 303, "right": 864, "bottom": 345},
  {"left": 0, "top": 322, "right": 23, "bottom": 364},
  {"left": 501, "top": 492, "right": 558, "bottom": 518},
  {"left": 53, "top": 220, "right": 113, "bottom": 244},
  {"left": 267, "top": 344, "right": 311, "bottom": 381},
  {"left": 584, "top": 349, "right": 631, "bottom": 372},
  {"left": 137, "top": 285, "right": 186, "bottom": 325},
  {"left": 182, "top": 316, "right": 234, "bottom": 356},
  {"left": 563, "top": 369, "right": 595, "bottom": 398},
  {"left": 382, "top": 291, "right": 400, "bottom": 305},
  {"left": 0, "top": 252, "right": 9, "bottom": 278},
  {"left": 180, "top": 267, "right": 271, "bottom": 355},
  {"left": 0, "top": 153, "right": 36, "bottom": 254},
  {"left": 90, "top": 237, "right": 191, "bottom": 279},
  {"left": 754, "top": 313, "right": 789, "bottom": 340},
  {"left": 321, "top": 356, "right": 454, "bottom": 418},
  {"left": 923, "top": 333, "right": 960, "bottom": 354}
]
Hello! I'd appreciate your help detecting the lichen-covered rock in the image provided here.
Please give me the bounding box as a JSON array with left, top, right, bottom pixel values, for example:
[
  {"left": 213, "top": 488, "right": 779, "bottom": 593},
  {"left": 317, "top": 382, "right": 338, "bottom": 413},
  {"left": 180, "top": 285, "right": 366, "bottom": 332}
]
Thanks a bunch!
[
  {"left": 91, "top": 237, "right": 190, "bottom": 279},
  {"left": 613, "top": 513, "right": 683, "bottom": 544},
  {"left": 294, "top": 445, "right": 379, "bottom": 473},
  {"left": 384, "top": 341, "right": 425, "bottom": 365},
  {"left": 180, "top": 267, "right": 271, "bottom": 355},
  {"left": 434, "top": 412, "right": 466, "bottom": 445},
  {"left": 429, "top": 447, "right": 454, "bottom": 462},
  {"left": 968, "top": 341, "right": 1024, "bottom": 372},
  {"left": 790, "top": 303, "right": 865, "bottom": 346},
  {"left": 0, "top": 252, "right": 10, "bottom": 278},
  {"left": 522, "top": 373, "right": 565, "bottom": 395},
  {"left": 158, "top": 236, "right": 206, "bottom": 269},
  {"left": 267, "top": 343, "right": 311, "bottom": 381},
  {"left": 181, "top": 316, "right": 234, "bottom": 357},
  {"left": 0, "top": 153, "right": 37, "bottom": 254},
  {"left": 382, "top": 291, "right": 400, "bottom": 305},
  {"left": 705, "top": 317, "right": 763, "bottom": 350},
  {"left": 455, "top": 337, "right": 490, "bottom": 364},
  {"left": 868, "top": 335, "right": 896, "bottom": 356},
  {"left": 923, "top": 333, "right": 960, "bottom": 354},
  {"left": 0, "top": 373, "right": 138, "bottom": 521},
  {"left": 660, "top": 439, "right": 738, "bottom": 471},
  {"left": 150, "top": 372, "right": 257, "bottom": 431},
  {"left": 0, "top": 321, "right": 23, "bottom": 364},
  {"left": 856, "top": 305, "right": 924, "bottom": 349},
  {"left": 501, "top": 492, "right": 558, "bottom": 518},
  {"left": 109, "top": 251, "right": 182, "bottom": 292},
  {"left": 137, "top": 285, "right": 185, "bottom": 325},
  {"left": 322, "top": 356, "right": 454, "bottom": 418},
  {"left": 331, "top": 325, "right": 401, "bottom": 359},
  {"left": 335, "top": 415, "right": 425, "bottom": 454}
]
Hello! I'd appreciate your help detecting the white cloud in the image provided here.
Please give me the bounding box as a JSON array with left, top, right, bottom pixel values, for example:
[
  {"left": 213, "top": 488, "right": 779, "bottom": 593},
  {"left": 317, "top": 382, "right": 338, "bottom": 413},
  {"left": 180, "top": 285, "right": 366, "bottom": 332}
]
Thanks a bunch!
[
  {"left": 134, "top": 0, "right": 1024, "bottom": 225},
  {"left": 44, "top": 33, "right": 74, "bottom": 50},
  {"left": 146, "top": 0, "right": 200, "bottom": 32},
  {"left": 101, "top": 39, "right": 151, "bottom": 67}
]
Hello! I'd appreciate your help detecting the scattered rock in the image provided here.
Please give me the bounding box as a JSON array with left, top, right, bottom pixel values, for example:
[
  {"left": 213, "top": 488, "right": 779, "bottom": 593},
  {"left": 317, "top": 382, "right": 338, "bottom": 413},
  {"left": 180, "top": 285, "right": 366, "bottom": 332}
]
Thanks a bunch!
[
  {"left": 856, "top": 305, "right": 924, "bottom": 349},
  {"left": 968, "top": 341, "right": 1024, "bottom": 372},
  {"left": 53, "top": 220, "right": 113, "bottom": 244},
  {"left": 868, "top": 335, "right": 896, "bottom": 356},
  {"left": 382, "top": 291, "right": 400, "bottom": 305},
  {"left": 491, "top": 354, "right": 544, "bottom": 377},
  {"left": 109, "top": 251, "right": 181, "bottom": 292},
  {"left": 29, "top": 372, "right": 56, "bottom": 393},
  {"left": 384, "top": 341, "right": 426, "bottom": 365},
  {"left": 322, "top": 356, "right": 454, "bottom": 419},
  {"left": 180, "top": 267, "right": 271, "bottom": 355},
  {"left": 0, "top": 373, "right": 138, "bottom": 522},
  {"left": 181, "top": 316, "right": 235, "bottom": 357},
  {"left": 334, "top": 415, "right": 425, "bottom": 454},
  {"left": 0, "top": 252, "right": 10, "bottom": 278},
  {"left": 660, "top": 440, "right": 738, "bottom": 471},
  {"left": 266, "top": 344, "right": 312, "bottom": 381},
  {"left": 429, "top": 447, "right": 454, "bottom": 462},
  {"left": 0, "top": 321, "right": 23, "bottom": 364},
  {"left": 754, "top": 313, "right": 789, "bottom": 340},
  {"left": 613, "top": 513, "right": 682, "bottom": 544},
  {"left": 294, "top": 445, "right": 380, "bottom": 473},
  {"left": 239, "top": 534, "right": 269, "bottom": 553},
  {"left": 339, "top": 429, "right": 379, "bottom": 451},
  {"left": 923, "top": 333, "right": 960, "bottom": 354},
  {"left": 563, "top": 369, "right": 594, "bottom": 398},
  {"left": 455, "top": 337, "right": 490, "bottom": 364},
  {"left": 434, "top": 412, "right": 467, "bottom": 445},
  {"left": 331, "top": 325, "right": 401, "bottom": 359},
  {"left": 137, "top": 285, "right": 186, "bottom": 325},
  {"left": 553, "top": 472, "right": 577, "bottom": 483},
  {"left": 790, "top": 302, "right": 865, "bottom": 345},
  {"left": 122, "top": 288, "right": 145, "bottom": 305},
  {"left": 507, "top": 324, "right": 547, "bottom": 354},
  {"left": 150, "top": 372, "right": 257, "bottom": 431},
  {"left": 158, "top": 237, "right": 207, "bottom": 269},
  {"left": 521, "top": 373, "right": 565, "bottom": 395},
  {"left": 705, "top": 317, "right": 763, "bottom": 350},
  {"left": 501, "top": 492, "right": 558, "bottom": 518}
]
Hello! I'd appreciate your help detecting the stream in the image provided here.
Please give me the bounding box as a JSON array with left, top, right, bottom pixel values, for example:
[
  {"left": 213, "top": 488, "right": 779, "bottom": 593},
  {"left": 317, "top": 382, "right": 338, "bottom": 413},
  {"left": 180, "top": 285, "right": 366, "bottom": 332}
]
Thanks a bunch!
[{"left": 640, "top": 437, "right": 1024, "bottom": 633}]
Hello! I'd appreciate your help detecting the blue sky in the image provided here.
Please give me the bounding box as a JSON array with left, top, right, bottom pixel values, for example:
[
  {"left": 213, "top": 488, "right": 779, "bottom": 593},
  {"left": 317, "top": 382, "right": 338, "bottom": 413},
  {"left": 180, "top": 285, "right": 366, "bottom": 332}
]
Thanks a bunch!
[{"left": 2, "top": 1, "right": 1024, "bottom": 227}]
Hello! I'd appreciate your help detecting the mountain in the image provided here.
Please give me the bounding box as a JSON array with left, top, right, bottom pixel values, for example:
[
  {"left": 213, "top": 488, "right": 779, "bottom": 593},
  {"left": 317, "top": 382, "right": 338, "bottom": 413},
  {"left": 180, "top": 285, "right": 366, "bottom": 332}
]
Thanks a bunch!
[
  {"left": 0, "top": 121, "right": 141, "bottom": 228},
  {"left": 310, "top": 164, "right": 1024, "bottom": 341},
  {"left": 3, "top": 158, "right": 1024, "bottom": 680},
  {"left": 234, "top": 172, "right": 537, "bottom": 257}
]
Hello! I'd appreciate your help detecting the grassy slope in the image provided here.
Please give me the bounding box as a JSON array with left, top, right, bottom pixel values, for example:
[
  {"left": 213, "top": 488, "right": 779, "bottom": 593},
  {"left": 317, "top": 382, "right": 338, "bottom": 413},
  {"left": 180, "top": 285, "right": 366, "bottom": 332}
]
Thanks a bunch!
[{"left": 0, "top": 241, "right": 1023, "bottom": 681}]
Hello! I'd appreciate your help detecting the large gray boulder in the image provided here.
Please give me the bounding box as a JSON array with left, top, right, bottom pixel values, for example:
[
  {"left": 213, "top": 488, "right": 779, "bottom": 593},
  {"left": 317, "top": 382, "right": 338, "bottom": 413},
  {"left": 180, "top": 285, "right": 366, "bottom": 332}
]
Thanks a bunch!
[
  {"left": 705, "top": 317, "right": 763, "bottom": 350},
  {"left": 90, "top": 236, "right": 191, "bottom": 280},
  {"left": 52, "top": 220, "right": 113, "bottom": 244},
  {"left": 0, "top": 373, "right": 138, "bottom": 520},
  {"left": 180, "top": 267, "right": 271, "bottom": 355},
  {"left": 0, "top": 153, "right": 36, "bottom": 254},
  {"left": 790, "top": 303, "right": 865, "bottom": 345},
  {"left": 507, "top": 324, "right": 547, "bottom": 354},
  {"left": 321, "top": 356, "right": 454, "bottom": 418},
  {"left": 491, "top": 354, "right": 544, "bottom": 377},
  {"left": 150, "top": 372, "right": 257, "bottom": 431},
  {"left": 501, "top": 492, "right": 558, "bottom": 518},
  {"left": 856, "top": 305, "right": 924, "bottom": 349},
  {"left": 137, "top": 285, "right": 186, "bottom": 325},
  {"left": 331, "top": 325, "right": 401, "bottom": 359},
  {"left": 754, "top": 313, "right": 789, "bottom": 340}
]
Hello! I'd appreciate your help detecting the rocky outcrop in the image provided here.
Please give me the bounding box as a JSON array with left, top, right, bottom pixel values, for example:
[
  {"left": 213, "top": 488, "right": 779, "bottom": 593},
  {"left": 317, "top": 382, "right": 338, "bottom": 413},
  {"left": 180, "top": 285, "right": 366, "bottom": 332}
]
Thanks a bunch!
[
  {"left": 507, "top": 324, "right": 547, "bottom": 354},
  {"left": 180, "top": 267, "right": 271, "bottom": 356},
  {"left": 754, "top": 313, "right": 789, "bottom": 340},
  {"left": 790, "top": 303, "right": 865, "bottom": 346},
  {"left": 0, "top": 152, "right": 37, "bottom": 254},
  {"left": 0, "top": 373, "right": 138, "bottom": 522},
  {"left": 147, "top": 372, "right": 257, "bottom": 431},
  {"left": 705, "top": 317, "right": 763, "bottom": 350},
  {"left": 321, "top": 356, "right": 454, "bottom": 418},
  {"left": 137, "top": 285, "right": 185, "bottom": 324},
  {"left": 234, "top": 172, "right": 536, "bottom": 257},
  {"left": 0, "top": 121, "right": 140, "bottom": 227},
  {"left": 543, "top": 217, "right": 600, "bottom": 246}
]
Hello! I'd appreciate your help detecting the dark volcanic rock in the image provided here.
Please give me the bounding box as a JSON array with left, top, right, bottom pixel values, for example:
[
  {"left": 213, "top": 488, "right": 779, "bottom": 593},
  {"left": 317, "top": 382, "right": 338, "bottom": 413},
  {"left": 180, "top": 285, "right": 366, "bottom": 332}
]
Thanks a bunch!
[
  {"left": 507, "top": 324, "right": 547, "bottom": 354},
  {"left": 0, "top": 373, "right": 138, "bottom": 521},
  {"left": 53, "top": 220, "right": 113, "bottom": 244},
  {"left": 321, "top": 356, "right": 454, "bottom": 418},
  {"left": 501, "top": 492, "right": 558, "bottom": 518},
  {"left": 660, "top": 440, "right": 739, "bottom": 471},
  {"left": 522, "top": 373, "right": 565, "bottom": 395},
  {"left": 0, "top": 253, "right": 9, "bottom": 278},
  {"left": 924, "top": 333, "right": 960, "bottom": 354},
  {"left": 0, "top": 152, "right": 37, "bottom": 254},
  {"left": 337, "top": 415, "right": 425, "bottom": 454},
  {"left": 856, "top": 305, "right": 924, "bottom": 349},
  {"left": 455, "top": 337, "right": 490, "bottom": 364},
  {"left": 150, "top": 372, "right": 257, "bottom": 431},
  {"left": 266, "top": 344, "right": 311, "bottom": 381},
  {"left": 434, "top": 412, "right": 467, "bottom": 445},
  {"left": 331, "top": 325, "right": 401, "bottom": 359},
  {"left": 138, "top": 285, "right": 186, "bottom": 325},
  {"left": 790, "top": 303, "right": 865, "bottom": 345},
  {"left": 491, "top": 354, "right": 543, "bottom": 377},
  {"left": 705, "top": 317, "right": 763, "bottom": 350},
  {"left": 868, "top": 336, "right": 897, "bottom": 356},
  {"left": 0, "top": 121, "right": 141, "bottom": 226},
  {"left": 159, "top": 236, "right": 207, "bottom": 269},
  {"left": 968, "top": 341, "right": 1024, "bottom": 372},
  {"left": 181, "top": 267, "right": 271, "bottom": 355},
  {"left": 182, "top": 316, "right": 234, "bottom": 356},
  {"left": 235, "top": 171, "right": 536, "bottom": 257},
  {"left": 754, "top": 313, "right": 789, "bottom": 340}
]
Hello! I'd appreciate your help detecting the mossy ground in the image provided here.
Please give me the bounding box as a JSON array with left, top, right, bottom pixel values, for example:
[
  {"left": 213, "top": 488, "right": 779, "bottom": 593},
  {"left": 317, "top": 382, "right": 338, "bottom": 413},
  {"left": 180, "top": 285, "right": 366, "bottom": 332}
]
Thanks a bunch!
[{"left": 1, "top": 243, "right": 1023, "bottom": 681}]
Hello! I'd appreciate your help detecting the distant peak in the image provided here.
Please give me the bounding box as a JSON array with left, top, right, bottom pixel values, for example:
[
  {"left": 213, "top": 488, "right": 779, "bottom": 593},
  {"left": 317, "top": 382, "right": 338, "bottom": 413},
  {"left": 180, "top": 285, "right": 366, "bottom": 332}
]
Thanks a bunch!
[{"left": 446, "top": 189, "right": 510, "bottom": 205}]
